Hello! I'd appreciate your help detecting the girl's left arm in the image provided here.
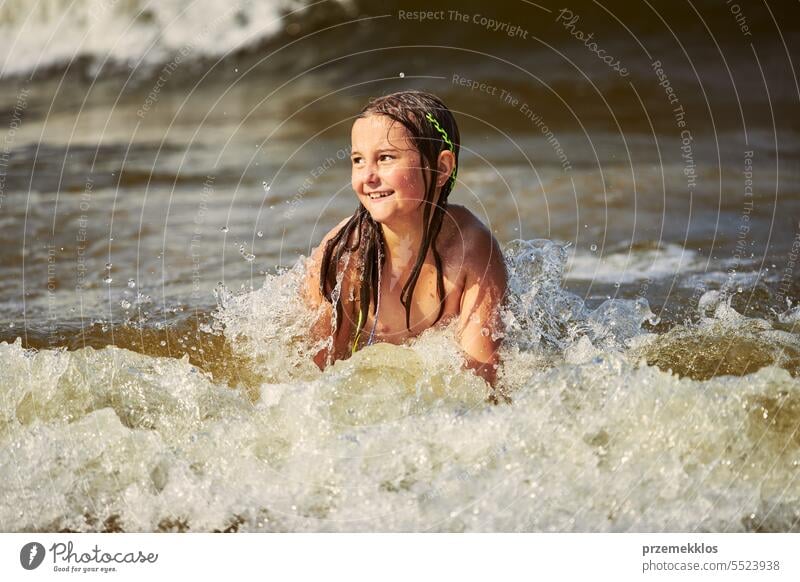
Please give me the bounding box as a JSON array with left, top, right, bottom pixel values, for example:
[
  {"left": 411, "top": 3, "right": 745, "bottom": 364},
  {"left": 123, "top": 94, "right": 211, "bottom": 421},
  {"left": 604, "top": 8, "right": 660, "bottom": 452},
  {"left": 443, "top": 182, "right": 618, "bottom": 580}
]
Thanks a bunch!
[{"left": 456, "top": 229, "right": 508, "bottom": 389}]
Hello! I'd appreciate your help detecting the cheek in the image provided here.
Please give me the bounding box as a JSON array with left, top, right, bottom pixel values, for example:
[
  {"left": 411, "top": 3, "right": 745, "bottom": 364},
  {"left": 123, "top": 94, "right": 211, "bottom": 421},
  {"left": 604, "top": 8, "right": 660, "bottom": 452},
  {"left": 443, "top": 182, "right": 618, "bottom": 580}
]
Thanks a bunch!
[{"left": 399, "top": 169, "right": 426, "bottom": 199}]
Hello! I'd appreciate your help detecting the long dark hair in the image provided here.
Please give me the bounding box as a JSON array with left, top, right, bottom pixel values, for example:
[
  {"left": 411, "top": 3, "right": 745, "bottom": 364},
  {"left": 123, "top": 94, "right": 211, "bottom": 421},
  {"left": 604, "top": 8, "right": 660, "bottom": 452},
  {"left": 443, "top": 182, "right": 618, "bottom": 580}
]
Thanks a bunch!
[{"left": 319, "top": 90, "right": 461, "bottom": 345}]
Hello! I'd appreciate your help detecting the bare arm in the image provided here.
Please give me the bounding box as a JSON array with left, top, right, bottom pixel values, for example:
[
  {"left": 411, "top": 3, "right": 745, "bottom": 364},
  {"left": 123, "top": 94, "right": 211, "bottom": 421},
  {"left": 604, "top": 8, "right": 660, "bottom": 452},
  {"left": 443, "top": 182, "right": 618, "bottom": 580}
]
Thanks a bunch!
[
  {"left": 302, "top": 218, "right": 352, "bottom": 370},
  {"left": 456, "top": 225, "right": 508, "bottom": 390},
  {"left": 302, "top": 246, "right": 333, "bottom": 371}
]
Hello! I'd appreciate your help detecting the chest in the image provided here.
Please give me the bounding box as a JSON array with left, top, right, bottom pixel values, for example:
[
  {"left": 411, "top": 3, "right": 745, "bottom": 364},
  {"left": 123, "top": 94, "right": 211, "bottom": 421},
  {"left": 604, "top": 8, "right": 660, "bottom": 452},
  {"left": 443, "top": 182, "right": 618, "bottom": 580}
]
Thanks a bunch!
[{"left": 360, "top": 260, "right": 463, "bottom": 345}]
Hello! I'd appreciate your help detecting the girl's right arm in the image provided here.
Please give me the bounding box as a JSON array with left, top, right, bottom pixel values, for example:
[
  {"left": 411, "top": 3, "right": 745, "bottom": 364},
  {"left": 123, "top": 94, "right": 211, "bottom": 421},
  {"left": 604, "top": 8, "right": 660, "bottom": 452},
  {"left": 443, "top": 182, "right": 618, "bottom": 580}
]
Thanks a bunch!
[
  {"left": 302, "top": 244, "right": 333, "bottom": 370},
  {"left": 302, "top": 218, "right": 352, "bottom": 369}
]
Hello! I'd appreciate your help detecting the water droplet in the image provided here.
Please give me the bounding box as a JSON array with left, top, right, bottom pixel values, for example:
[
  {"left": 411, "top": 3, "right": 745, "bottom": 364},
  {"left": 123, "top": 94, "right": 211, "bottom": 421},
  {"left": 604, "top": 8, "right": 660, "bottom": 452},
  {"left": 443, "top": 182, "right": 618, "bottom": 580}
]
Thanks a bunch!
[
  {"left": 160, "top": 340, "right": 166, "bottom": 346},
  {"left": 120, "top": 299, "right": 131, "bottom": 309},
  {"left": 105, "top": 262, "right": 112, "bottom": 270},
  {"left": 262, "top": 181, "right": 271, "bottom": 192},
  {"left": 399, "top": 72, "right": 405, "bottom": 78},
  {"left": 480, "top": 327, "right": 490, "bottom": 337},
  {"left": 127, "top": 279, "right": 136, "bottom": 288},
  {"left": 103, "top": 276, "right": 113, "bottom": 284},
  {"left": 8, "top": 322, "right": 14, "bottom": 328},
  {"left": 737, "top": 286, "right": 743, "bottom": 293},
  {"left": 590, "top": 244, "right": 598, "bottom": 252},
  {"left": 614, "top": 282, "right": 620, "bottom": 288},
  {"left": 257, "top": 231, "right": 263, "bottom": 238},
  {"left": 238, "top": 243, "right": 256, "bottom": 262}
]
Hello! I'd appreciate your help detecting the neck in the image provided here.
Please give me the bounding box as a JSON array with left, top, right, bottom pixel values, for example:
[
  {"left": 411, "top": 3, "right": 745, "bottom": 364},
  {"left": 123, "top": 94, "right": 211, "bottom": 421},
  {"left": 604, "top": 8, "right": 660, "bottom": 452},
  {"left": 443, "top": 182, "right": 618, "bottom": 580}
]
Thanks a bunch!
[
  {"left": 379, "top": 189, "right": 444, "bottom": 266},
  {"left": 380, "top": 219, "right": 425, "bottom": 268}
]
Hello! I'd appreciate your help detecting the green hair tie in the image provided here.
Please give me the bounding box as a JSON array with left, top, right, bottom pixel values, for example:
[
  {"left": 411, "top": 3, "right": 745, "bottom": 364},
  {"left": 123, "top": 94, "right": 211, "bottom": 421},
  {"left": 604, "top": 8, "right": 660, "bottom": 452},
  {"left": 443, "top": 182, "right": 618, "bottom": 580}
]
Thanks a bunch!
[
  {"left": 351, "top": 308, "right": 364, "bottom": 355},
  {"left": 425, "top": 112, "right": 457, "bottom": 188}
]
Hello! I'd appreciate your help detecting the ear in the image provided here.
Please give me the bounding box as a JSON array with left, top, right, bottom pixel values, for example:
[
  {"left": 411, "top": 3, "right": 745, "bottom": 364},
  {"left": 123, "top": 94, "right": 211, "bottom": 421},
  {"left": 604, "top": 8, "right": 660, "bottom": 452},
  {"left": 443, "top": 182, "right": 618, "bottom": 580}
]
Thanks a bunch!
[{"left": 436, "top": 150, "right": 456, "bottom": 188}]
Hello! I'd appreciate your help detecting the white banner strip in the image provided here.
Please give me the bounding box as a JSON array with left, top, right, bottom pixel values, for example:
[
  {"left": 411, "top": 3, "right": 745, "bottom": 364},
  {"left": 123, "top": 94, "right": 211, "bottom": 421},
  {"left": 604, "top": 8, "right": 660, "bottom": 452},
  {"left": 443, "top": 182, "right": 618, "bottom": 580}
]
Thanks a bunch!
[{"left": 1, "top": 533, "right": 797, "bottom": 581}]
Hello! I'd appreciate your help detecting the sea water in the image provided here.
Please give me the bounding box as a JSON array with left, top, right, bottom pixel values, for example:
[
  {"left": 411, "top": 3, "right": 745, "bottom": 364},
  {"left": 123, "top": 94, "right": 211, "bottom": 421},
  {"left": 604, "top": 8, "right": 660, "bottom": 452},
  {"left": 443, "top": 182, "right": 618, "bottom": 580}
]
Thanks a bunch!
[{"left": 2, "top": 240, "right": 798, "bottom": 532}]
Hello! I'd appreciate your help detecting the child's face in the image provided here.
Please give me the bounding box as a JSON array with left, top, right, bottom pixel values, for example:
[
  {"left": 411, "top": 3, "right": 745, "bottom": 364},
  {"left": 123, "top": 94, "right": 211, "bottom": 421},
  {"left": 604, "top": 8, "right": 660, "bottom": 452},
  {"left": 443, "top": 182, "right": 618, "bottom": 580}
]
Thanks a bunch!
[{"left": 350, "top": 114, "right": 428, "bottom": 226}]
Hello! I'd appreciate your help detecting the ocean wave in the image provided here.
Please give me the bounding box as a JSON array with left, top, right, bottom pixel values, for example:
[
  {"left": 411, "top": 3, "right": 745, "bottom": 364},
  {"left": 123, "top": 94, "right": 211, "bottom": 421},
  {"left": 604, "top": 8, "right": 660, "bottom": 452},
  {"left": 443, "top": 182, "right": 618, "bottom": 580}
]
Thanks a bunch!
[
  {"left": 565, "top": 242, "right": 703, "bottom": 284},
  {"left": 0, "top": 0, "right": 301, "bottom": 78}
]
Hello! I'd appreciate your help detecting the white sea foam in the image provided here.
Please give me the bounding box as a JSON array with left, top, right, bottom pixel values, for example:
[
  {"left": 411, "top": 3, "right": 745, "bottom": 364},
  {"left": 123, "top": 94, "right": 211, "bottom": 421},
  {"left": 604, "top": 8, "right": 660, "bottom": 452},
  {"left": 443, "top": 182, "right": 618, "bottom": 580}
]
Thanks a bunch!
[
  {"left": 1, "top": 240, "right": 798, "bottom": 532},
  {"left": 0, "top": 0, "right": 294, "bottom": 77},
  {"left": 565, "top": 243, "right": 702, "bottom": 283}
]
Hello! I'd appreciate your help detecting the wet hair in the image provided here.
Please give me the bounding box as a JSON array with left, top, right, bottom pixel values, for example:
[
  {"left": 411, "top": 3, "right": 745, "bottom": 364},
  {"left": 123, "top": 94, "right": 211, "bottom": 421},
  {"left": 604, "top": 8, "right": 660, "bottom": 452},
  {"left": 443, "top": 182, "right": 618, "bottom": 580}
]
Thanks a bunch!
[{"left": 319, "top": 90, "right": 460, "bottom": 347}]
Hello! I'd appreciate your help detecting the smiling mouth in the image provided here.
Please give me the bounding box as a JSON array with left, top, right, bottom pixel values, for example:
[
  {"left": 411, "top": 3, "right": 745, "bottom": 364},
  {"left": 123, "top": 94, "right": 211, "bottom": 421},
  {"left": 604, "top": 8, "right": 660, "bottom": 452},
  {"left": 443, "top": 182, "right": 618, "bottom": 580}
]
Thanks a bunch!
[{"left": 366, "top": 190, "right": 394, "bottom": 200}]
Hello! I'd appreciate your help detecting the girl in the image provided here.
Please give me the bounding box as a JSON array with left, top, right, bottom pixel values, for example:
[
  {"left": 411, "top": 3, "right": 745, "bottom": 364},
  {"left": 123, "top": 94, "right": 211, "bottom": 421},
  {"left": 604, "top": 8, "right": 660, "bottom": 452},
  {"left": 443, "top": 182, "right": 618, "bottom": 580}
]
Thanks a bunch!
[{"left": 303, "top": 90, "right": 507, "bottom": 387}]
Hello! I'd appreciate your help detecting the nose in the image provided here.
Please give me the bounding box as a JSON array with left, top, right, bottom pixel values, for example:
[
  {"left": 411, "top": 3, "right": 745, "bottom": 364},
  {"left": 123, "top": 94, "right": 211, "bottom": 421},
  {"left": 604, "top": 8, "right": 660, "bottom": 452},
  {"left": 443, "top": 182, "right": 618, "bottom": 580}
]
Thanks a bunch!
[{"left": 358, "top": 161, "right": 380, "bottom": 186}]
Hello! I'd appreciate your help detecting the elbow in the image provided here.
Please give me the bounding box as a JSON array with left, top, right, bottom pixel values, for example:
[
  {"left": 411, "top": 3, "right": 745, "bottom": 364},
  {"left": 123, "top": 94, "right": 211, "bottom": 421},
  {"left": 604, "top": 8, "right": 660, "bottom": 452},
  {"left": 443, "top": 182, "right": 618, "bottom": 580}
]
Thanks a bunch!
[
  {"left": 463, "top": 352, "right": 511, "bottom": 403},
  {"left": 313, "top": 343, "right": 333, "bottom": 371},
  {"left": 463, "top": 355, "right": 498, "bottom": 388},
  {"left": 476, "top": 363, "right": 498, "bottom": 389}
]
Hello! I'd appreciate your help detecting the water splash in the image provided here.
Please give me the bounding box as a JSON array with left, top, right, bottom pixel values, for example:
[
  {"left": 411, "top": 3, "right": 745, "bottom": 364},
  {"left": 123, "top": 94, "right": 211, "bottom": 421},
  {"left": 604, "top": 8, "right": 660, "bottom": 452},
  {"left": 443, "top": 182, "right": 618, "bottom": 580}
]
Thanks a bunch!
[{"left": 1, "top": 239, "right": 798, "bottom": 532}]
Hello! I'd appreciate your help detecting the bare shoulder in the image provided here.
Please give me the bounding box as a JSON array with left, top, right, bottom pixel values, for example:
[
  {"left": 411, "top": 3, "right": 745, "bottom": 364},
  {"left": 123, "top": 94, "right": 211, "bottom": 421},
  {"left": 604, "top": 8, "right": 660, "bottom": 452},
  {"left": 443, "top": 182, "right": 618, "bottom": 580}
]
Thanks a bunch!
[{"left": 444, "top": 205, "right": 506, "bottom": 282}]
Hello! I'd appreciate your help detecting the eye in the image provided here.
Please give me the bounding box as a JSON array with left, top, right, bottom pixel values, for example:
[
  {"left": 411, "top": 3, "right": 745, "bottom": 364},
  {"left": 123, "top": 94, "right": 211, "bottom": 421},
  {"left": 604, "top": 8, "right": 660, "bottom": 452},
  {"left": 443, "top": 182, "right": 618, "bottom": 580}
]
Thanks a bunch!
[
  {"left": 351, "top": 156, "right": 363, "bottom": 165},
  {"left": 379, "top": 154, "right": 394, "bottom": 161}
]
